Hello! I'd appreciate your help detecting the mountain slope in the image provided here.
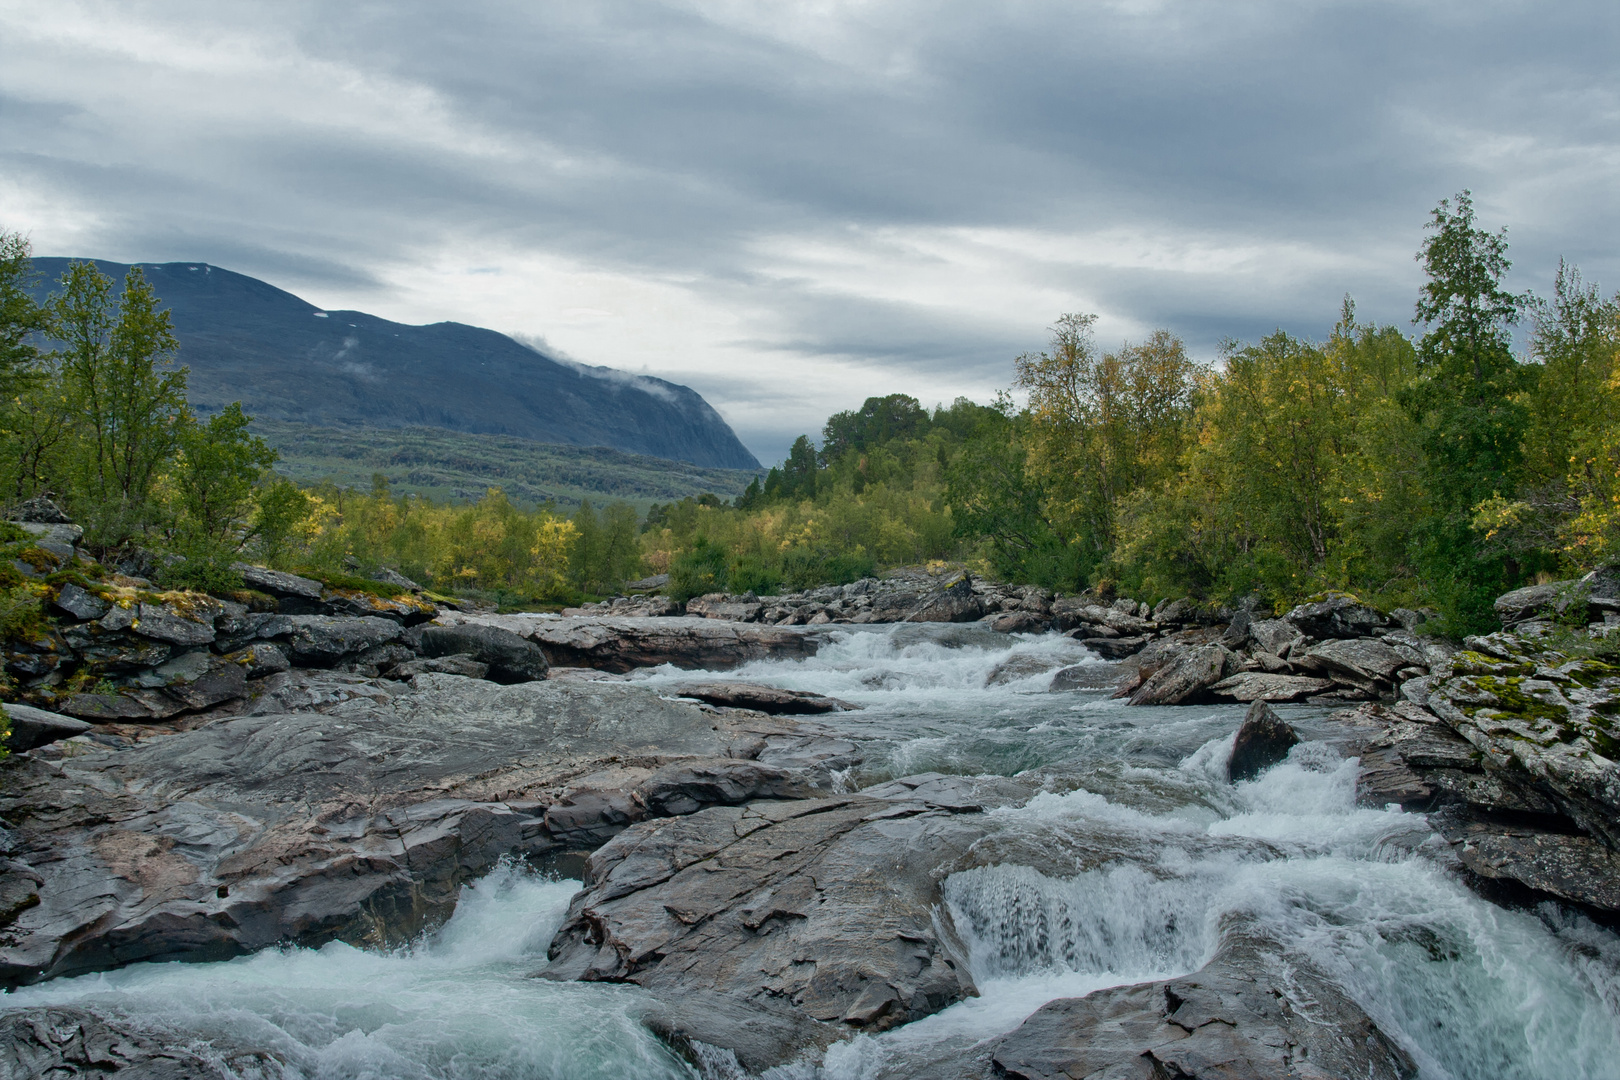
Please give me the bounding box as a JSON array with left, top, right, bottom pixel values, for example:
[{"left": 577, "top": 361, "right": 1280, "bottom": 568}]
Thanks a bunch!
[{"left": 28, "top": 258, "right": 761, "bottom": 470}]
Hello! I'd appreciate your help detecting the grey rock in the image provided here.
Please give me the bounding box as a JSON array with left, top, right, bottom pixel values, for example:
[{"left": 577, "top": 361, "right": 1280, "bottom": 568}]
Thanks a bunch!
[
  {"left": 1048, "top": 663, "right": 1124, "bottom": 692},
  {"left": 61, "top": 653, "right": 248, "bottom": 722},
  {"left": 0, "top": 678, "right": 806, "bottom": 988},
  {"left": 1299, "top": 637, "right": 1408, "bottom": 684},
  {"left": 98, "top": 603, "right": 136, "bottom": 632},
  {"left": 983, "top": 610, "right": 1049, "bottom": 634},
  {"left": 1, "top": 704, "right": 91, "bottom": 752},
  {"left": 224, "top": 641, "right": 291, "bottom": 679},
  {"left": 981, "top": 932, "right": 1415, "bottom": 1080},
  {"left": 7, "top": 496, "right": 71, "bottom": 524},
  {"left": 1284, "top": 593, "right": 1391, "bottom": 639},
  {"left": 684, "top": 594, "right": 766, "bottom": 622},
  {"left": 60, "top": 628, "right": 173, "bottom": 673},
  {"left": 420, "top": 622, "right": 549, "bottom": 682},
  {"left": 1439, "top": 816, "right": 1620, "bottom": 913},
  {"left": 626, "top": 573, "right": 670, "bottom": 592},
  {"left": 49, "top": 583, "right": 107, "bottom": 622},
  {"left": 1219, "top": 608, "right": 1252, "bottom": 648},
  {"left": 543, "top": 796, "right": 989, "bottom": 1072},
  {"left": 1079, "top": 635, "right": 1148, "bottom": 659},
  {"left": 1247, "top": 617, "right": 1303, "bottom": 657},
  {"left": 0, "top": 1006, "right": 284, "bottom": 1079},
  {"left": 666, "top": 681, "right": 857, "bottom": 715},
  {"left": 1228, "top": 700, "right": 1299, "bottom": 781},
  {"left": 134, "top": 600, "right": 221, "bottom": 646},
  {"left": 1128, "top": 644, "right": 1232, "bottom": 706},
  {"left": 985, "top": 654, "right": 1069, "bottom": 686},
  {"left": 391, "top": 655, "right": 490, "bottom": 680},
  {"left": 232, "top": 563, "right": 325, "bottom": 600},
  {"left": 902, "top": 573, "right": 986, "bottom": 623},
  {"left": 373, "top": 566, "right": 421, "bottom": 591},
  {"left": 1493, "top": 582, "right": 1566, "bottom": 626},
  {"left": 1151, "top": 596, "right": 1197, "bottom": 624},
  {"left": 1208, "top": 672, "right": 1335, "bottom": 703},
  {"left": 512, "top": 614, "right": 821, "bottom": 672},
  {"left": 14, "top": 522, "right": 82, "bottom": 558},
  {"left": 284, "top": 615, "right": 402, "bottom": 666}
]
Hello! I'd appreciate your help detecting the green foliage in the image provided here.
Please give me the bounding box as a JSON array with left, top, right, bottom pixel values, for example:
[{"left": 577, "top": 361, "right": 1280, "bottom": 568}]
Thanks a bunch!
[
  {"left": 50, "top": 263, "right": 190, "bottom": 546},
  {"left": 669, "top": 535, "right": 731, "bottom": 601}
]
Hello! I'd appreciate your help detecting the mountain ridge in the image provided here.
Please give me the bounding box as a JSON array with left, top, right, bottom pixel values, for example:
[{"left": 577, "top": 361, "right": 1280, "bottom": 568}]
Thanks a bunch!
[{"left": 27, "top": 258, "right": 762, "bottom": 471}]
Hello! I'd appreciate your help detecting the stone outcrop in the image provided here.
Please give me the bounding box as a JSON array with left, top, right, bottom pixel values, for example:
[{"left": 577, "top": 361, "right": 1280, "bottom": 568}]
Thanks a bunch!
[
  {"left": 1227, "top": 700, "right": 1300, "bottom": 782},
  {"left": 0, "top": 1006, "right": 284, "bottom": 1079},
  {"left": 665, "top": 681, "right": 857, "bottom": 715},
  {"left": 967, "top": 933, "right": 1416, "bottom": 1080},
  {"left": 419, "top": 622, "right": 550, "bottom": 682},
  {"left": 0, "top": 676, "right": 859, "bottom": 989}
]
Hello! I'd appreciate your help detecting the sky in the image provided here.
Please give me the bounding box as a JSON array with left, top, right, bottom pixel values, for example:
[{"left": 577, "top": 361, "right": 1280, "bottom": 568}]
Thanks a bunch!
[{"left": 2, "top": 1, "right": 1616, "bottom": 466}]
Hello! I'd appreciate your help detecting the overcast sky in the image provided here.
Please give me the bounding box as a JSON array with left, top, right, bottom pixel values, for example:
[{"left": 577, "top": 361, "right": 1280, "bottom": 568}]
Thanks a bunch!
[{"left": 2, "top": 1, "right": 1616, "bottom": 464}]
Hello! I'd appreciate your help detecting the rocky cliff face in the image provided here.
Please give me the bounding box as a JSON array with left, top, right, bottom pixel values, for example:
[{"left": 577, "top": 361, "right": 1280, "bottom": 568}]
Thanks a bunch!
[{"left": 27, "top": 258, "right": 762, "bottom": 470}]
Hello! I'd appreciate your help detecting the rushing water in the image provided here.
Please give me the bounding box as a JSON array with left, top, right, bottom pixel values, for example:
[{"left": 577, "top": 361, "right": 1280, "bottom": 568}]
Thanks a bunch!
[{"left": 7, "top": 625, "right": 1620, "bottom": 1079}]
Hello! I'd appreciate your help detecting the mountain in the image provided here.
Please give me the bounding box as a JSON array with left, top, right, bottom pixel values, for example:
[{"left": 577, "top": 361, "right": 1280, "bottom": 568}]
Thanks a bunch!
[{"left": 27, "top": 258, "right": 761, "bottom": 471}]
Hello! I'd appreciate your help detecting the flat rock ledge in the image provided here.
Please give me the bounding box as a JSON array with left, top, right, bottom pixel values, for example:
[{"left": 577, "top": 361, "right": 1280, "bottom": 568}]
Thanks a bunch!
[{"left": 0, "top": 674, "right": 858, "bottom": 989}]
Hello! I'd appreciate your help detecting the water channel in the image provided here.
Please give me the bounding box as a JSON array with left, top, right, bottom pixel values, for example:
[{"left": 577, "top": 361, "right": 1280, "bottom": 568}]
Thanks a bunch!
[{"left": 8, "top": 625, "right": 1620, "bottom": 1078}]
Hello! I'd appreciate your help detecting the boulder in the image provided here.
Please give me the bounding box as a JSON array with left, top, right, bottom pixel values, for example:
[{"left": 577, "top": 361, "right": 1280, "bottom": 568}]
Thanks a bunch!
[
  {"left": 905, "top": 573, "right": 986, "bottom": 623},
  {"left": 1298, "top": 637, "right": 1408, "bottom": 685},
  {"left": 983, "top": 610, "right": 1050, "bottom": 634},
  {"left": 48, "top": 583, "right": 107, "bottom": 622},
  {"left": 14, "top": 522, "right": 82, "bottom": 559},
  {"left": 0, "top": 1006, "right": 282, "bottom": 1079},
  {"left": 1049, "top": 663, "right": 1122, "bottom": 691},
  {"left": 979, "top": 933, "right": 1415, "bottom": 1080},
  {"left": 420, "top": 622, "right": 549, "bottom": 683},
  {"left": 58, "top": 627, "right": 172, "bottom": 673},
  {"left": 223, "top": 641, "right": 291, "bottom": 679},
  {"left": 1228, "top": 700, "right": 1300, "bottom": 781},
  {"left": 1, "top": 704, "right": 91, "bottom": 752},
  {"left": 391, "top": 655, "right": 491, "bottom": 680},
  {"left": 60, "top": 653, "right": 248, "bottom": 722},
  {"left": 1151, "top": 596, "right": 1197, "bottom": 624},
  {"left": 1244, "top": 615, "right": 1296, "bottom": 660},
  {"left": 373, "top": 566, "right": 421, "bottom": 592},
  {"left": 1128, "top": 644, "right": 1232, "bottom": 706},
  {"left": 319, "top": 589, "right": 438, "bottom": 624},
  {"left": 1492, "top": 582, "right": 1566, "bottom": 626},
  {"left": 666, "top": 681, "right": 856, "bottom": 715},
  {"left": 1080, "top": 634, "right": 1148, "bottom": 659},
  {"left": 513, "top": 615, "right": 821, "bottom": 673},
  {"left": 1208, "top": 672, "right": 1335, "bottom": 704},
  {"left": 282, "top": 615, "right": 402, "bottom": 667},
  {"left": 1283, "top": 594, "right": 1390, "bottom": 639},
  {"left": 543, "top": 795, "right": 991, "bottom": 1072},
  {"left": 133, "top": 599, "right": 222, "bottom": 646},
  {"left": 7, "top": 496, "right": 71, "bottom": 524},
  {"left": 232, "top": 563, "right": 325, "bottom": 601},
  {"left": 684, "top": 594, "right": 766, "bottom": 622}
]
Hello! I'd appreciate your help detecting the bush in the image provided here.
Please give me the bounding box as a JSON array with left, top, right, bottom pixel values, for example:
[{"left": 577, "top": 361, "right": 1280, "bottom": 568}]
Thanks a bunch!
[{"left": 669, "top": 536, "right": 730, "bottom": 601}]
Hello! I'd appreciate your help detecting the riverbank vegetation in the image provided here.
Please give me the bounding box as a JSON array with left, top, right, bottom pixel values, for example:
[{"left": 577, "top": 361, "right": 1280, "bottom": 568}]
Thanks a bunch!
[{"left": 3, "top": 192, "right": 1616, "bottom": 630}]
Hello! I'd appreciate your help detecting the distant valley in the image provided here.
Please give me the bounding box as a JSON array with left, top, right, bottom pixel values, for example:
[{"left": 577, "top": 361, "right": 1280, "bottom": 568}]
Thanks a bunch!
[{"left": 28, "top": 258, "right": 763, "bottom": 474}]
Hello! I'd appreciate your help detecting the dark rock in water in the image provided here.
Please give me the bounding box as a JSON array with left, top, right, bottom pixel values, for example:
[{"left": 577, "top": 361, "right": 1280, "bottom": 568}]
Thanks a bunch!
[
  {"left": 1228, "top": 700, "right": 1299, "bottom": 782},
  {"left": 983, "top": 610, "right": 1049, "bottom": 634},
  {"left": 667, "top": 681, "right": 856, "bottom": 714},
  {"left": 543, "top": 795, "right": 995, "bottom": 1072},
  {"left": 1129, "top": 644, "right": 1231, "bottom": 706},
  {"left": 1, "top": 704, "right": 91, "bottom": 752},
  {"left": 980, "top": 933, "right": 1416, "bottom": 1080},
  {"left": 420, "top": 623, "right": 549, "bottom": 682},
  {"left": 0, "top": 1006, "right": 284, "bottom": 1079},
  {"left": 1284, "top": 593, "right": 1390, "bottom": 639},
  {"left": 1436, "top": 813, "right": 1620, "bottom": 914},
  {"left": 49, "top": 583, "right": 108, "bottom": 622},
  {"left": 1079, "top": 634, "right": 1147, "bottom": 659},
  {"left": 1048, "top": 663, "right": 1121, "bottom": 692}
]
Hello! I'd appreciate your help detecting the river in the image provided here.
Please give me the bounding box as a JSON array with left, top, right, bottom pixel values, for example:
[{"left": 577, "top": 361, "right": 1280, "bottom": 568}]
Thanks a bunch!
[{"left": 8, "top": 625, "right": 1620, "bottom": 1078}]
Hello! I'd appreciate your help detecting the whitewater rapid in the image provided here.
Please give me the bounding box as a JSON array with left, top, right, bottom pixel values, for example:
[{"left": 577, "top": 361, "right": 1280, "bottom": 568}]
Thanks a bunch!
[{"left": 7, "top": 625, "right": 1619, "bottom": 1079}]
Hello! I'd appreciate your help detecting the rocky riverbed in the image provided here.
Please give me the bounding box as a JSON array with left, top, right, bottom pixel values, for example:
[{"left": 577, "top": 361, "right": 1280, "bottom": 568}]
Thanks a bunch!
[{"left": 3, "top": 523, "right": 1620, "bottom": 1077}]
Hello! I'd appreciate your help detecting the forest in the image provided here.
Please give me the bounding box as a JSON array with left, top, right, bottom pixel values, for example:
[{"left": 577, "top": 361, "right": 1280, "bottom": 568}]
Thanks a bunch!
[{"left": 2, "top": 192, "right": 1616, "bottom": 633}]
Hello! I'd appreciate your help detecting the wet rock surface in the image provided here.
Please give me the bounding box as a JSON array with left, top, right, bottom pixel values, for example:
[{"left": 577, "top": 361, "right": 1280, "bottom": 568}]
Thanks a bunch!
[
  {"left": 956, "top": 933, "right": 1416, "bottom": 1080},
  {"left": 0, "top": 676, "right": 857, "bottom": 989},
  {"left": 0, "top": 1005, "right": 285, "bottom": 1079},
  {"left": 1227, "top": 700, "right": 1299, "bottom": 782}
]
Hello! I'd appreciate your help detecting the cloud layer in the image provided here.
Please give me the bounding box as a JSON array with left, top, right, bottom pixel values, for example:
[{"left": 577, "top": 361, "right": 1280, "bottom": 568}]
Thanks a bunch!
[{"left": 3, "top": 0, "right": 1615, "bottom": 463}]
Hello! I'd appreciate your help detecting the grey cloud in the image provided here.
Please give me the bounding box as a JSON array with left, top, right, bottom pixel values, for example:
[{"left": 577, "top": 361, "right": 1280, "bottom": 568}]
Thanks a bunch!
[{"left": 2, "top": 0, "right": 1616, "bottom": 466}]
